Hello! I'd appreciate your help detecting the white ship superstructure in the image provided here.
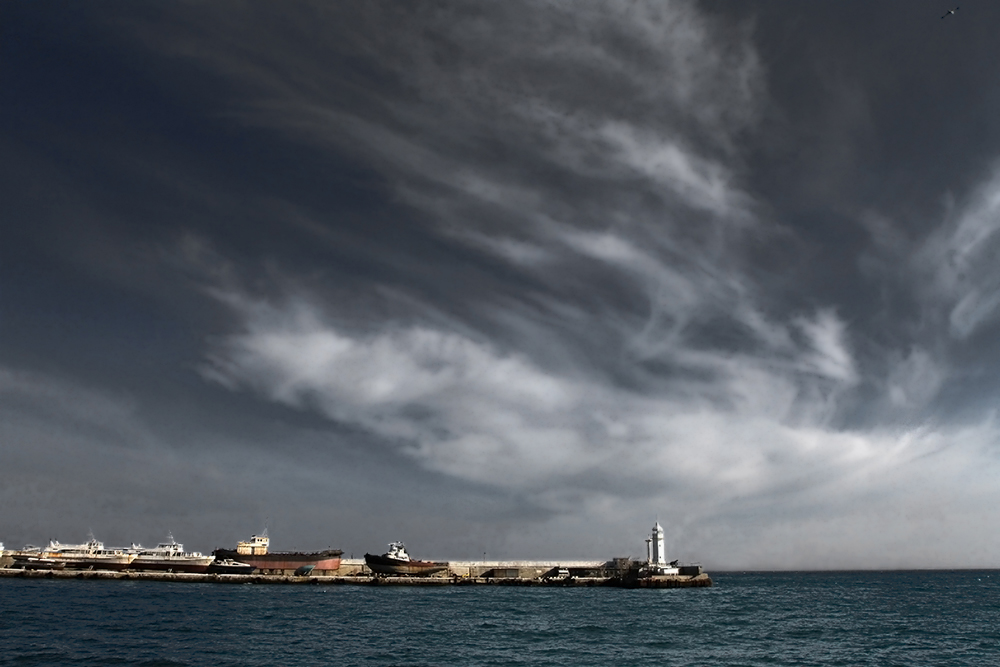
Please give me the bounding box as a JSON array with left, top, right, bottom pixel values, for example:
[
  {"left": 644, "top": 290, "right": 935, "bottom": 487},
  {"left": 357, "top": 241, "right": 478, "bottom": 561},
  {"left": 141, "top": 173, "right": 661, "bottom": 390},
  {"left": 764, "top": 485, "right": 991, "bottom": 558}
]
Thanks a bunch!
[
  {"left": 42, "top": 537, "right": 136, "bottom": 570},
  {"left": 130, "top": 534, "right": 215, "bottom": 573}
]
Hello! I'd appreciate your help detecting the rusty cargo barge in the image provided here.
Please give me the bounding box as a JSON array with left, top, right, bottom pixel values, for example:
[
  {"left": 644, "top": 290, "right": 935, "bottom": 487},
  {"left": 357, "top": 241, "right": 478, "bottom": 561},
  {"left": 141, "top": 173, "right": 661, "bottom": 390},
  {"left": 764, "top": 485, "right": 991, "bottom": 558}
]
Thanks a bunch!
[{"left": 212, "top": 533, "right": 342, "bottom": 575}]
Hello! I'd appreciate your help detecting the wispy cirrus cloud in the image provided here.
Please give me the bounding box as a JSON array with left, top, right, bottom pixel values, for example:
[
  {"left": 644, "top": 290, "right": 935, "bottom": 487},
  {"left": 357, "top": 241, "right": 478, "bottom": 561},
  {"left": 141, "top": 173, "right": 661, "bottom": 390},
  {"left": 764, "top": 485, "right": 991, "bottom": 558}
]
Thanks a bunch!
[
  {"left": 201, "top": 286, "right": 868, "bottom": 500},
  {"left": 126, "top": 0, "right": 1000, "bottom": 565},
  {"left": 920, "top": 166, "right": 1000, "bottom": 340},
  {"left": 195, "top": 280, "right": 1000, "bottom": 568},
  {"left": 146, "top": 0, "right": 925, "bottom": 562},
  {"left": 15, "top": 0, "right": 1000, "bottom": 570}
]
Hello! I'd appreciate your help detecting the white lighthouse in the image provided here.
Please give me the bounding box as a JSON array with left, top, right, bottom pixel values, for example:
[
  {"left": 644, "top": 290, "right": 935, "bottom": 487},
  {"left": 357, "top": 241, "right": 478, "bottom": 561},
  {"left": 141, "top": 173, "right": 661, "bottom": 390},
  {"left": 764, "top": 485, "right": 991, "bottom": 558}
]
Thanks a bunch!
[
  {"left": 644, "top": 520, "right": 679, "bottom": 575},
  {"left": 651, "top": 521, "right": 666, "bottom": 566}
]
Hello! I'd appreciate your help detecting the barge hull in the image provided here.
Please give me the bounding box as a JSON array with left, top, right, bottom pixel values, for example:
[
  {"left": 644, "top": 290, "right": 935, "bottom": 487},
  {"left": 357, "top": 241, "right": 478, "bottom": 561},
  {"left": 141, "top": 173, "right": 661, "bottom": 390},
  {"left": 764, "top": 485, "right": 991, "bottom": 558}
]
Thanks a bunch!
[
  {"left": 213, "top": 549, "right": 342, "bottom": 572},
  {"left": 364, "top": 555, "right": 449, "bottom": 577}
]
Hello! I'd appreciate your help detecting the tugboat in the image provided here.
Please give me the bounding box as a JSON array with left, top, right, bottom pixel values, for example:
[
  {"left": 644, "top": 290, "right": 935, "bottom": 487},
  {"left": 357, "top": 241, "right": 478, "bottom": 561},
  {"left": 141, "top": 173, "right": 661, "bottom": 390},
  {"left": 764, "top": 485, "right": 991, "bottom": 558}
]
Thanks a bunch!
[{"left": 364, "top": 542, "right": 448, "bottom": 576}]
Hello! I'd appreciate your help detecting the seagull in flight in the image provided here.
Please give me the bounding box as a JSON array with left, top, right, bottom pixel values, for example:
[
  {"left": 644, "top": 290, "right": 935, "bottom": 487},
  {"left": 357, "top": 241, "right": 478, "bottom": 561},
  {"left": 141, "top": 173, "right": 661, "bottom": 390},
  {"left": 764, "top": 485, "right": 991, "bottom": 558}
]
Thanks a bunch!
[{"left": 941, "top": 6, "right": 959, "bottom": 19}]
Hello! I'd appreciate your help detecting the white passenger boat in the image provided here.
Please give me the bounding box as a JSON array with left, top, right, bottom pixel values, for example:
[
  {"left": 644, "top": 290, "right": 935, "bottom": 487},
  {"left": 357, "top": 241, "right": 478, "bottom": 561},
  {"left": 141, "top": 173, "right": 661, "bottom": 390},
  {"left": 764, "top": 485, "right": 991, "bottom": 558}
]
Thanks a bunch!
[
  {"left": 129, "top": 534, "right": 215, "bottom": 573},
  {"left": 42, "top": 537, "right": 135, "bottom": 571}
]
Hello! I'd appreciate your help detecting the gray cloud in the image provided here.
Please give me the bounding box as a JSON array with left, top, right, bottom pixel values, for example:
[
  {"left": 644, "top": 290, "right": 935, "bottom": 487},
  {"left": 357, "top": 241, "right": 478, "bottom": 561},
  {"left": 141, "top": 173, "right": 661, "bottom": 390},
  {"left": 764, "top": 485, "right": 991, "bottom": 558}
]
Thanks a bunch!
[
  {"left": 7, "top": 1, "right": 1000, "bottom": 568},
  {"left": 143, "top": 0, "right": 1000, "bottom": 565}
]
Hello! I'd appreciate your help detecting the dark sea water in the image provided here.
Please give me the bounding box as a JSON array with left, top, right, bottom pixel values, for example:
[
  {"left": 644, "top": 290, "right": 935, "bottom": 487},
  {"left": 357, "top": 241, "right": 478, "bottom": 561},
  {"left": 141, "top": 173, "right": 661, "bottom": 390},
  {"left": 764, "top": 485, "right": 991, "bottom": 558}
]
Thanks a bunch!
[{"left": 3, "top": 571, "right": 1000, "bottom": 666}]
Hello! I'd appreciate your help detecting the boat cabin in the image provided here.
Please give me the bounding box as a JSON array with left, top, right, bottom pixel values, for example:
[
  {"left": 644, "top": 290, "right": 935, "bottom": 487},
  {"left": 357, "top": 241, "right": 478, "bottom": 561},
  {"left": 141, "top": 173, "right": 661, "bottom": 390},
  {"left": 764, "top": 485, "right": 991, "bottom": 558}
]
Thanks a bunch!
[{"left": 237, "top": 534, "right": 270, "bottom": 556}]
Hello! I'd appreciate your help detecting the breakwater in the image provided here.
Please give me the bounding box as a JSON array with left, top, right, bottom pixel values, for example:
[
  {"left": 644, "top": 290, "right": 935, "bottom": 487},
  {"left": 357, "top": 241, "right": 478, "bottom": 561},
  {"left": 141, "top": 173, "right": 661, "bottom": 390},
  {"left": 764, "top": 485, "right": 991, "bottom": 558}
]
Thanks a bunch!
[
  {"left": 0, "top": 521, "right": 710, "bottom": 587},
  {"left": 0, "top": 567, "right": 711, "bottom": 588}
]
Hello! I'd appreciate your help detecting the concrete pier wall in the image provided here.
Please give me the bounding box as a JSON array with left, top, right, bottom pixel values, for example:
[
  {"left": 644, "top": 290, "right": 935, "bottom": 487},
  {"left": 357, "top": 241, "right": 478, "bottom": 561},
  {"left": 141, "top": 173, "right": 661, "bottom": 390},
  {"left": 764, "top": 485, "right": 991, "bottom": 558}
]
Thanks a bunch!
[
  {"left": 0, "top": 567, "right": 712, "bottom": 587},
  {"left": 0, "top": 551, "right": 709, "bottom": 588},
  {"left": 336, "top": 559, "right": 613, "bottom": 578},
  {"left": 0, "top": 556, "right": 607, "bottom": 580}
]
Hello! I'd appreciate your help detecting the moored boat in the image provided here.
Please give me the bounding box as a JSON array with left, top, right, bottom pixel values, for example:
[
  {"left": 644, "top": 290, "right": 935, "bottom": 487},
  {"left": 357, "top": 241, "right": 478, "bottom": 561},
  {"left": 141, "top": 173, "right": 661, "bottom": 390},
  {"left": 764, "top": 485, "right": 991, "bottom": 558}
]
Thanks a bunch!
[
  {"left": 364, "top": 542, "right": 448, "bottom": 576},
  {"left": 41, "top": 537, "right": 135, "bottom": 571},
  {"left": 206, "top": 558, "right": 255, "bottom": 575},
  {"left": 212, "top": 533, "right": 342, "bottom": 574},
  {"left": 11, "top": 554, "right": 66, "bottom": 570},
  {"left": 129, "top": 535, "right": 215, "bottom": 573}
]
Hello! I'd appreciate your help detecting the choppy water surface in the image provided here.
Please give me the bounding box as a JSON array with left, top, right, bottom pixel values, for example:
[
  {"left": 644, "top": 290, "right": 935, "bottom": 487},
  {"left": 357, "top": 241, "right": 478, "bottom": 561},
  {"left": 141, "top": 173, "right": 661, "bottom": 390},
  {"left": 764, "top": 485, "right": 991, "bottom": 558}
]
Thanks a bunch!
[{"left": 3, "top": 571, "right": 1000, "bottom": 666}]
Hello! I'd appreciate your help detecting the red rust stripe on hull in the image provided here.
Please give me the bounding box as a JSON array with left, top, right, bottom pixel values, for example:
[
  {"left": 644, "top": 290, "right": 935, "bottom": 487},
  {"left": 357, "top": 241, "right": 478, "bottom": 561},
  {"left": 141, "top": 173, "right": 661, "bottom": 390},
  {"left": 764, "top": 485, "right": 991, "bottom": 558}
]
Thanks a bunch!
[
  {"left": 237, "top": 557, "right": 341, "bottom": 570},
  {"left": 213, "top": 550, "right": 342, "bottom": 571}
]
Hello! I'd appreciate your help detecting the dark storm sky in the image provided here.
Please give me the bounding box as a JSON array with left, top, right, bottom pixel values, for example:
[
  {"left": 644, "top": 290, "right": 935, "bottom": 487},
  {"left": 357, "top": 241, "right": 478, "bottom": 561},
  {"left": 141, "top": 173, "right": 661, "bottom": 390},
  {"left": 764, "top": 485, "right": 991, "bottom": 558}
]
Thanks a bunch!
[{"left": 4, "top": 1, "right": 1000, "bottom": 569}]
